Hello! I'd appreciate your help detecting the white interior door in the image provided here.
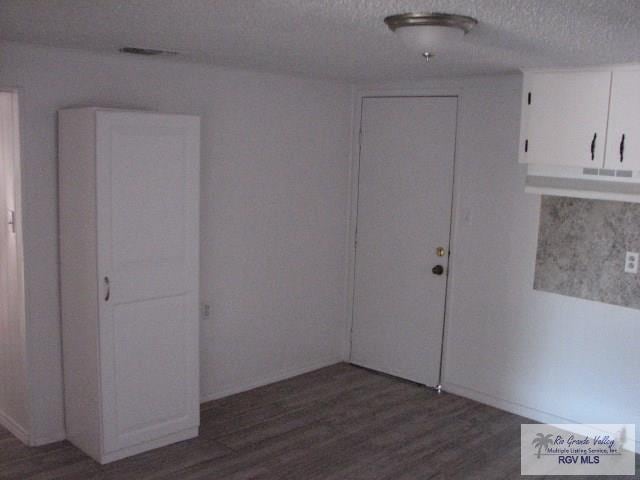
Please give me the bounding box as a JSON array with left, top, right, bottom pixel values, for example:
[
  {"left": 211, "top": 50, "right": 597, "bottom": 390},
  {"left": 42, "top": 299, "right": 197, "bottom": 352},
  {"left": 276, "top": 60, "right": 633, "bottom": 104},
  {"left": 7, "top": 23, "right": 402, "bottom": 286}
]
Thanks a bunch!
[
  {"left": 0, "top": 95, "right": 9, "bottom": 418},
  {"left": 97, "top": 111, "right": 200, "bottom": 453},
  {"left": 0, "top": 91, "right": 27, "bottom": 430},
  {"left": 351, "top": 96, "right": 457, "bottom": 386},
  {"left": 0, "top": 95, "right": 8, "bottom": 395}
]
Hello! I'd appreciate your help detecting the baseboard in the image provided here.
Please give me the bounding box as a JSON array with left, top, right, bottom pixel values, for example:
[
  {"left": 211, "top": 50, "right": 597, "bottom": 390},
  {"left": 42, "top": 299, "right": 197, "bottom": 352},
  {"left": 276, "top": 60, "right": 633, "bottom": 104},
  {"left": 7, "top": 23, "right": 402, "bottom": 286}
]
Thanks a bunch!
[
  {"left": 28, "top": 431, "right": 66, "bottom": 446},
  {"left": 98, "top": 426, "right": 198, "bottom": 464},
  {"left": 200, "top": 356, "right": 344, "bottom": 403},
  {"left": 5, "top": 358, "right": 344, "bottom": 446},
  {"left": 443, "top": 381, "right": 640, "bottom": 453},
  {"left": 0, "top": 408, "right": 29, "bottom": 445}
]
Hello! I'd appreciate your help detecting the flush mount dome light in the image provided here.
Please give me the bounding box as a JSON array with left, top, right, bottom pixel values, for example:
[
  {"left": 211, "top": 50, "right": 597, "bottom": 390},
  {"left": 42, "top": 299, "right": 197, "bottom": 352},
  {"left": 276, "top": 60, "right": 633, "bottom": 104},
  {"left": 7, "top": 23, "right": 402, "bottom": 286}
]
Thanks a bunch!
[{"left": 384, "top": 12, "right": 478, "bottom": 60}]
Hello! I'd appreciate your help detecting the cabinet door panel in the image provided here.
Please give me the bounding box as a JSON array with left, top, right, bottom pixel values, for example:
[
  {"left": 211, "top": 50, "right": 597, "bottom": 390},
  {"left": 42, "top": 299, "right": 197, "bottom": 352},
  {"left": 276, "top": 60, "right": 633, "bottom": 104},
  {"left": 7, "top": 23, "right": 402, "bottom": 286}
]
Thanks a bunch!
[
  {"left": 522, "top": 71, "right": 611, "bottom": 167},
  {"left": 112, "top": 297, "right": 189, "bottom": 440},
  {"left": 96, "top": 111, "right": 200, "bottom": 454},
  {"left": 605, "top": 70, "right": 640, "bottom": 170}
]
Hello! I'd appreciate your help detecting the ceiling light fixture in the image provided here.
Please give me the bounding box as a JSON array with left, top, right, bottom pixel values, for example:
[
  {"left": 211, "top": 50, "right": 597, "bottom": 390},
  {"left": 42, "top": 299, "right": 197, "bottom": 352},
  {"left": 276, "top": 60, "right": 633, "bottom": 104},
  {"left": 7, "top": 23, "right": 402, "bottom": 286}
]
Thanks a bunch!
[{"left": 384, "top": 12, "right": 478, "bottom": 60}]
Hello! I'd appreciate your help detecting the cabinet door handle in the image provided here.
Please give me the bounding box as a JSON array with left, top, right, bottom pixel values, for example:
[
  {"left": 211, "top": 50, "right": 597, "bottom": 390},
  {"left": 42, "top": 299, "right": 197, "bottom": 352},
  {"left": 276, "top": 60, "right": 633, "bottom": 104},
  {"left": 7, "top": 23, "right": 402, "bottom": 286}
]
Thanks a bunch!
[
  {"left": 620, "top": 134, "right": 626, "bottom": 163},
  {"left": 7, "top": 209, "right": 15, "bottom": 233},
  {"left": 590, "top": 133, "right": 597, "bottom": 161},
  {"left": 104, "top": 276, "right": 110, "bottom": 302}
]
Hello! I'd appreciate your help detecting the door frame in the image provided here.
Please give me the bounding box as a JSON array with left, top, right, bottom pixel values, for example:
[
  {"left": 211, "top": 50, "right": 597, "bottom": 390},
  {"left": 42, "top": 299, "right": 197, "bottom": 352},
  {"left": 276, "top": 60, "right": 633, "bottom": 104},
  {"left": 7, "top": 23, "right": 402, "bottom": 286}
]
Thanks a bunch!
[
  {"left": 0, "top": 87, "right": 29, "bottom": 443},
  {"left": 344, "top": 87, "right": 464, "bottom": 388}
]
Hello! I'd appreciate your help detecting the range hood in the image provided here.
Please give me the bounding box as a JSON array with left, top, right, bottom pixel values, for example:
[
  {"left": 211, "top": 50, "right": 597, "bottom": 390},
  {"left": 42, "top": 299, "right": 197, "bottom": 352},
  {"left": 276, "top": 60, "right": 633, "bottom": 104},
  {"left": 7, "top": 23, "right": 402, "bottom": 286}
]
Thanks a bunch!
[{"left": 525, "top": 165, "right": 640, "bottom": 203}]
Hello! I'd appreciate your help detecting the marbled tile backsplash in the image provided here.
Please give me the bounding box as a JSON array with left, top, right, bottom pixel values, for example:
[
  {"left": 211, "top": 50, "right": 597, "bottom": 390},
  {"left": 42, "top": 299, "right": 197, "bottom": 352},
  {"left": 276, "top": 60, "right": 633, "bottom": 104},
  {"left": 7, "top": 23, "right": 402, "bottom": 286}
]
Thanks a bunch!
[{"left": 534, "top": 196, "right": 640, "bottom": 309}]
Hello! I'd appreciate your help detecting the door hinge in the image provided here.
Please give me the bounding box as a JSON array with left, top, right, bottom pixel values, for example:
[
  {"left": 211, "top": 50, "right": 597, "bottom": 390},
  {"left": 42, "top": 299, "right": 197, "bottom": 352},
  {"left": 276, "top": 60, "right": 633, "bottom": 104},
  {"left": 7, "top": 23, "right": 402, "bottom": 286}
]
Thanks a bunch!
[
  {"left": 524, "top": 139, "right": 529, "bottom": 153},
  {"left": 527, "top": 92, "right": 531, "bottom": 105},
  {"left": 7, "top": 209, "right": 15, "bottom": 233}
]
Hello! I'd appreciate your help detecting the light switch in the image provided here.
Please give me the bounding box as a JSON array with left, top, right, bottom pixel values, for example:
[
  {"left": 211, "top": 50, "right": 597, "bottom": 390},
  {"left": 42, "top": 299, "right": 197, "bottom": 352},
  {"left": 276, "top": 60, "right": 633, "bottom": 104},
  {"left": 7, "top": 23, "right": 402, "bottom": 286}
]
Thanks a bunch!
[{"left": 624, "top": 252, "right": 639, "bottom": 274}]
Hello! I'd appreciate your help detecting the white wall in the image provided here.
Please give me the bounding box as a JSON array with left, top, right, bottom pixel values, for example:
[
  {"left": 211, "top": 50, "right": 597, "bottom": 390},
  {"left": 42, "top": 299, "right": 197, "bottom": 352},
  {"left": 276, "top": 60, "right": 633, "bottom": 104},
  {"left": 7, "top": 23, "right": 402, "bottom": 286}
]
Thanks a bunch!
[
  {"left": 0, "top": 41, "right": 352, "bottom": 443},
  {"left": 356, "top": 75, "right": 640, "bottom": 432}
]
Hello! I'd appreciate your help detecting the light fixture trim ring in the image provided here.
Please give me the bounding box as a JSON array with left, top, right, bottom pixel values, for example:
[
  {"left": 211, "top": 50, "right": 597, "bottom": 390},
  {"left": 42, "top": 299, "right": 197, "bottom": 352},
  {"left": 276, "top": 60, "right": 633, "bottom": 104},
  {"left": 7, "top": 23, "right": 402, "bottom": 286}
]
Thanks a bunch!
[{"left": 384, "top": 12, "right": 478, "bottom": 34}]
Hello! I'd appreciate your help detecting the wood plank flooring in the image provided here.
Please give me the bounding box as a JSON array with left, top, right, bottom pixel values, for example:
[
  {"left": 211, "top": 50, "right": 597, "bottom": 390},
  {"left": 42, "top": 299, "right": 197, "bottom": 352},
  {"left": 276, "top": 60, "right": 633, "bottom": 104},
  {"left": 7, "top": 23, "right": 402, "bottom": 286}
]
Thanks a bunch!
[{"left": 1, "top": 363, "right": 638, "bottom": 479}]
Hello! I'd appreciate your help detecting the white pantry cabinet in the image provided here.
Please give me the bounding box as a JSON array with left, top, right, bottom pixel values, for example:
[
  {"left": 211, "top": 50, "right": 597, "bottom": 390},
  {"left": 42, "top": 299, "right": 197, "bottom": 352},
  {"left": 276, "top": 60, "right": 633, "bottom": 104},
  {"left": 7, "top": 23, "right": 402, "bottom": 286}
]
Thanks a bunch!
[
  {"left": 58, "top": 108, "right": 200, "bottom": 464},
  {"left": 605, "top": 70, "right": 640, "bottom": 170}
]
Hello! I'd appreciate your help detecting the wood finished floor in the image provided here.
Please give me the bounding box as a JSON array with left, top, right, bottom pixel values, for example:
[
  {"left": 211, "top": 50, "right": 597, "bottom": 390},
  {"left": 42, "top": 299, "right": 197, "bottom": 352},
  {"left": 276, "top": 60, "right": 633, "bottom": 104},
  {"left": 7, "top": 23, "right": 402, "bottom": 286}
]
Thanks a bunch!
[{"left": 1, "top": 363, "right": 638, "bottom": 479}]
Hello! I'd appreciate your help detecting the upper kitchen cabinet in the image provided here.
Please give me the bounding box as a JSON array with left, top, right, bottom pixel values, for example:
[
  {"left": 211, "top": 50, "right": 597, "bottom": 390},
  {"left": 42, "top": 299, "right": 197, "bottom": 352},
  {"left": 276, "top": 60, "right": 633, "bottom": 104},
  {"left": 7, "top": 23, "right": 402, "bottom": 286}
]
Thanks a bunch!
[
  {"left": 604, "top": 70, "right": 640, "bottom": 170},
  {"left": 519, "top": 71, "right": 612, "bottom": 167}
]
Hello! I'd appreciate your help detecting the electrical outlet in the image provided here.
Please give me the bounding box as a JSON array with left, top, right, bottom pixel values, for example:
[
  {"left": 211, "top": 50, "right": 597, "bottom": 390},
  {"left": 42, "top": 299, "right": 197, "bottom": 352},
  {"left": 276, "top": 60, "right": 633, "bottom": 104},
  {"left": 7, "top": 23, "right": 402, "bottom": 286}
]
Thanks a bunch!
[
  {"left": 624, "top": 252, "right": 639, "bottom": 274},
  {"left": 202, "top": 304, "right": 211, "bottom": 318}
]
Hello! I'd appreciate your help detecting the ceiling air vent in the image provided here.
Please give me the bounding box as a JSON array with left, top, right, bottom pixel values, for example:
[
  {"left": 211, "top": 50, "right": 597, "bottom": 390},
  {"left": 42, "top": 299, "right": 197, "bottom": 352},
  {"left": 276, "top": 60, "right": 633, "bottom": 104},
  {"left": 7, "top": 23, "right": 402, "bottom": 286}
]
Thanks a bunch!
[{"left": 119, "top": 47, "right": 178, "bottom": 56}]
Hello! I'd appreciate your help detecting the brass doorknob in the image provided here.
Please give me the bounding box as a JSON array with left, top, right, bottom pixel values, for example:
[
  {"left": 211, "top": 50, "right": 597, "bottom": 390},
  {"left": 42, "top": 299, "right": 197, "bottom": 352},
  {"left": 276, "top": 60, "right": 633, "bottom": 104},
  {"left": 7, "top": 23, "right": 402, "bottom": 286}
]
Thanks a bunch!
[{"left": 432, "top": 265, "right": 444, "bottom": 275}]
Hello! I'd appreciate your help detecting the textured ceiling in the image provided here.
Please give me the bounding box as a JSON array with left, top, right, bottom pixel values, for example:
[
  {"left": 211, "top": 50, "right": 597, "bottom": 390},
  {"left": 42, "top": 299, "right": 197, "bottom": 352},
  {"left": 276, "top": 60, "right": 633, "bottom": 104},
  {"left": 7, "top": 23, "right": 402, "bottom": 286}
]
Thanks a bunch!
[{"left": 1, "top": 0, "right": 639, "bottom": 82}]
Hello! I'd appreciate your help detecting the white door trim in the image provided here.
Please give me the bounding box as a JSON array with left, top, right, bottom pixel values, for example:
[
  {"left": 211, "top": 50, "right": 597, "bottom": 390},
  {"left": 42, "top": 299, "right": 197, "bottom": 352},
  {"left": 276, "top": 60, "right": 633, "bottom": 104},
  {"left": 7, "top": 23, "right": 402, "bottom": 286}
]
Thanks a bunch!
[{"left": 344, "top": 87, "right": 465, "bottom": 388}]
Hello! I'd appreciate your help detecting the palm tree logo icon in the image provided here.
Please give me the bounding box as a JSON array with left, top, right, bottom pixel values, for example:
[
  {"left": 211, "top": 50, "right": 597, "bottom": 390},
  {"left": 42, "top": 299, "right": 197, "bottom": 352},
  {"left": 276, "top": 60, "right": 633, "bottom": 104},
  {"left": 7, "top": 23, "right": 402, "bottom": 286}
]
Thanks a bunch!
[{"left": 532, "top": 433, "right": 554, "bottom": 459}]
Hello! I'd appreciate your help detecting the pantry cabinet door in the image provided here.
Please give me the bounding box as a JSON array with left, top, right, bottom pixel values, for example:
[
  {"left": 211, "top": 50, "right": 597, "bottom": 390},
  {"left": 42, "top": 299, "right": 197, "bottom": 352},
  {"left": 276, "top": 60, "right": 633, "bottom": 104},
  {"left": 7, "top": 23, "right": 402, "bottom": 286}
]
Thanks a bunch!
[
  {"left": 521, "top": 71, "right": 611, "bottom": 167},
  {"left": 96, "top": 111, "right": 200, "bottom": 454},
  {"left": 605, "top": 70, "right": 640, "bottom": 170}
]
